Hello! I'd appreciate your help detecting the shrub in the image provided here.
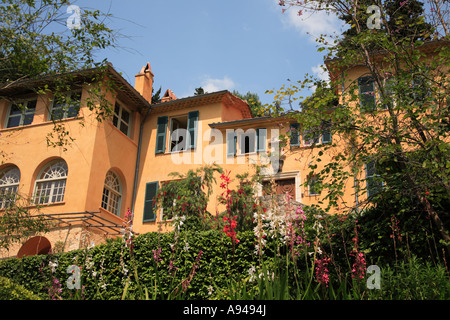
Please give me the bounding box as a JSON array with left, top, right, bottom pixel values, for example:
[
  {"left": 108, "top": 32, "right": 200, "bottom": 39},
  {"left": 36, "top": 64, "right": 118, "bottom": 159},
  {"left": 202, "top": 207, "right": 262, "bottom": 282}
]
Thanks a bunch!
[{"left": 0, "top": 276, "right": 41, "bottom": 300}]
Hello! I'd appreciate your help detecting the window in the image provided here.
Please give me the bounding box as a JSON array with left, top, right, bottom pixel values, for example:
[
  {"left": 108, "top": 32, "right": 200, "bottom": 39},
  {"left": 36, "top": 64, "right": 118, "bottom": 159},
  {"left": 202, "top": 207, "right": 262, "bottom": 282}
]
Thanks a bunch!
[
  {"left": 155, "top": 111, "right": 198, "bottom": 154},
  {"left": 113, "top": 102, "right": 131, "bottom": 136},
  {"left": 358, "top": 76, "right": 376, "bottom": 112},
  {"left": 6, "top": 99, "right": 37, "bottom": 128},
  {"left": 321, "top": 121, "right": 332, "bottom": 144},
  {"left": 0, "top": 166, "right": 20, "bottom": 209},
  {"left": 33, "top": 160, "right": 68, "bottom": 204},
  {"left": 256, "top": 128, "right": 267, "bottom": 152},
  {"left": 101, "top": 171, "right": 122, "bottom": 216},
  {"left": 50, "top": 91, "right": 81, "bottom": 120},
  {"left": 303, "top": 130, "right": 320, "bottom": 146},
  {"left": 238, "top": 130, "right": 257, "bottom": 155},
  {"left": 226, "top": 130, "right": 237, "bottom": 157},
  {"left": 170, "top": 115, "right": 188, "bottom": 152},
  {"left": 365, "top": 161, "right": 383, "bottom": 198},
  {"left": 238, "top": 129, "right": 266, "bottom": 155},
  {"left": 290, "top": 123, "right": 300, "bottom": 147},
  {"left": 307, "top": 175, "right": 320, "bottom": 196}
]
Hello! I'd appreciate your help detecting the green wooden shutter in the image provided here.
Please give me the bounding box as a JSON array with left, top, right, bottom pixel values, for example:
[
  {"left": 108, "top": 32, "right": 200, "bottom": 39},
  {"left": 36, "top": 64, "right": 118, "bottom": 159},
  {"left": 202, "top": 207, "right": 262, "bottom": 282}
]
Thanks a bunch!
[
  {"left": 226, "top": 131, "right": 237, "bottom": 156},
  {"left": 187, "top": 111, "right": 199, "bottom": 150},
  {"left": 290, "top": 123, "right": 300, "bottom": 147},
  {"left": 155, "top": 116, "right": 168, "bottom": 154},
  {"left": 143, "top": 181, "right": 159, "bottom": 222},
  {"left": 256, "top": 128, "right": 266, "bottom": 152}
]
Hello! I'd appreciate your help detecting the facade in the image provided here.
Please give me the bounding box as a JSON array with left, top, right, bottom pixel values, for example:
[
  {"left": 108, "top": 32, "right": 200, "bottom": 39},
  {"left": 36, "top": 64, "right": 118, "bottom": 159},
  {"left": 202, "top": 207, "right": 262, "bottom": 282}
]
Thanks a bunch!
[{"left": 2, "top": 40, "right": 446, "bottom": 257}]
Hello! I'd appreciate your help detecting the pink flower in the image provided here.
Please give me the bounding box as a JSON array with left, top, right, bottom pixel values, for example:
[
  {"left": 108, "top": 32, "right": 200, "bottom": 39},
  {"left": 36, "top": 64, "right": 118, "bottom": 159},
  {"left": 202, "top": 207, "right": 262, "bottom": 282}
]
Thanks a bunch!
[
  {"left": 152, "top": 248, "right": 162, "bottom": 263},
  {"left": 297, "top": 10, "right": 303, "bottom": 16},
  {"left": 315, "top": 257, "right": 331, "bottom": 287}
]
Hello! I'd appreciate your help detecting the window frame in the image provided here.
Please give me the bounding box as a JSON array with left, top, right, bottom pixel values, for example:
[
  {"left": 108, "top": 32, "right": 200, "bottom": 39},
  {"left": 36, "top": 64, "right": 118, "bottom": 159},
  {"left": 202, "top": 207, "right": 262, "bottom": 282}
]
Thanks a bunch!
[
  {"left": 49, "top": 91, "right": 81, "bottom": 121},
  {"left": 365, "top": 161, "right": 384, "bottom": 198},
  {"left": 169, "top": 114, "right": 189, "bottom": 153},
  {"left": 238, "top": 130, "right": 257, "bottom": 155},
  {"left": 358, "top": 76, "right": 377, "bottom": 112},
  {"left": 101, "top": 171, "right": 122, "bottom": 216},
  {"left": 307, "top": 175, "right": 320, "bottom": 196},
  {"left": 5, "top": 98, "right": 37, "bottom": 128},
  {"left": 0, "top": 166, "right": 21, "bottom": 209},
  {"left": 33, "top": 160, "right": 68, "bottom": 205},
  {"left": 112, "top": 101, "right": 132, "bottom": 137}
]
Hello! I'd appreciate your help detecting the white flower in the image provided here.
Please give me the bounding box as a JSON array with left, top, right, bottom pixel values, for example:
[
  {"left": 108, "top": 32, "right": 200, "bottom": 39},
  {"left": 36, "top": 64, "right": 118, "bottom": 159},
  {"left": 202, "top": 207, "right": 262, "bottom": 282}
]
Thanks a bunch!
[
  {"left": 48, "top": 260, "right": 58, "bottom": 273},
  {"left": 207, "top": 285, "right": 214, "bottom": 296},
  {"left": 248, "top": 265, "right": 257, "bottom": 282},
  {"left": 183, "top": 241, "right": 190, "bottom": 252}
]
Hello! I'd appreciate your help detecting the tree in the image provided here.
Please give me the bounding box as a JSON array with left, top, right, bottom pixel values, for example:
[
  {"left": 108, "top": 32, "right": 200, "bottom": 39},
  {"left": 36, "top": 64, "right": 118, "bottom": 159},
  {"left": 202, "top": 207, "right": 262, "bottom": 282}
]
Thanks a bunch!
[
  {"left": 232, "top": 90, "right": 264, "bottom": 117},
  {"left": 194, "top": 87, "right": 205, "bottom": 95},
  {"left": 0, "top": 0, "right": 119, "bottom": 251},
  {"left": 152, "top": 86, "right": 162, "bottom": 104},
  {"left": 272, "top": 0, "right": 450, "bottom": 255},
  {"left": 0, "top": 0, "right": 119, "bottom": 149}
]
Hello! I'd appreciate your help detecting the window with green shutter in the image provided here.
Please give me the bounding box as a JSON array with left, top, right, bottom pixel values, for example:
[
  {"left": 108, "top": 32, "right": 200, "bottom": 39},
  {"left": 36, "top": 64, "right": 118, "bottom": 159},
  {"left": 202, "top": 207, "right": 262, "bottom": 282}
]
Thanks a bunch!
[
  {"left": 155, "top": 116, "right": 168, "bottom": 154},
  {"left": 256, "top": 128, "right": 267, "bottom": 152},
  {"left": 290, "top": 123, "right": 300, "bottom": 147},
  {"left": 187, "top": 111, "right": 199, "bottom": 150},
  {"left": 321, "top": 121, "right": 332, "bottom": 144},
  {"left": 143, "top": 181, "right": 159, "bottom": 222},
  {"left": 358, "top": 76, "right": 376, "bottom": 112},
  {"left": 226, "top": 130, "right": 237, "bottom": 156}
]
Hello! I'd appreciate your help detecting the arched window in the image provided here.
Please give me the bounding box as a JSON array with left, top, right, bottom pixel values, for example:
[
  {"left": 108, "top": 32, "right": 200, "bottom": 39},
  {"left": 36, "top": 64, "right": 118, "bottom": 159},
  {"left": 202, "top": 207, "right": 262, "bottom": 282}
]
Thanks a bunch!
[
  {"left": 101, "top": 171, "right": 122, "bottom": 216},
  {"left": 0, "top": 166, "right": 20, "bottom": 209},
  {"left": 34, "top": 160, "right": 68, "bottom": 204}
]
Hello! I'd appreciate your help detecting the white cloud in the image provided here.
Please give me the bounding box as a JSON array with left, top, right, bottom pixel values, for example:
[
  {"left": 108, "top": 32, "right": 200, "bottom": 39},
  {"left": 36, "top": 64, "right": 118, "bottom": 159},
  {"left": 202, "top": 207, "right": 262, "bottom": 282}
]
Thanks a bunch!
[
  {"left": 279, "top": 1, "right": 344, "bottom": 44},
  {"left": 202, "top": 76, "right": 235, "bottom": 93}
]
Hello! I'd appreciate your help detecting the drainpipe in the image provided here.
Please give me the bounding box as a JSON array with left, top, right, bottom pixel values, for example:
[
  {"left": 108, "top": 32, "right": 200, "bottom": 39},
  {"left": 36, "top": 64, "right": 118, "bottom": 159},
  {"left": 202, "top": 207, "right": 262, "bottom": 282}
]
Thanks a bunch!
[{"left": 130, "top": 106, "right": 151, "bottom": 231}]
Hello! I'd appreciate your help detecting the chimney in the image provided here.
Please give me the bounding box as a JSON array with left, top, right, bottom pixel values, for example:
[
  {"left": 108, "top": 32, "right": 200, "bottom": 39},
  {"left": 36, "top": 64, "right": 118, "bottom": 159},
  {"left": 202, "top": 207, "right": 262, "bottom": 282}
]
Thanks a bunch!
[
  {"left": 134, "top": 62, "right": 154, "bottom": 103},
  {"left": 161, "top": 89, "right": 177, "bottom": 102}
]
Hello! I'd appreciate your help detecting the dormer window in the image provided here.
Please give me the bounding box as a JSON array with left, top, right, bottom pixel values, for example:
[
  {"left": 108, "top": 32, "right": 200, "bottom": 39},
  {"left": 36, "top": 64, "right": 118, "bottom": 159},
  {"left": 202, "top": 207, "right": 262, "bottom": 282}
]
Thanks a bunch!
[
  {"left": 50, "top": 91, "right": 81, "bottom": 120},
  {"left": 6, "top": 99, "right": 37, "bottom": 128},
  {"left": 113, "top": 102, "right": 131, "bottom": 136}
]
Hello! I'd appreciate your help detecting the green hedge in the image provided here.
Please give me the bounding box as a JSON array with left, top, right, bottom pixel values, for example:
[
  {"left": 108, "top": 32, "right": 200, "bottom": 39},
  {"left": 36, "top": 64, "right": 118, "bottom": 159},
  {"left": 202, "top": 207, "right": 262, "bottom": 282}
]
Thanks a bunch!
[
  {"left": 0, "top": 230, "right": 274, "bottom": 300},
  {"left": 0, "top": 276, "right": 41, "bottom": 300}
]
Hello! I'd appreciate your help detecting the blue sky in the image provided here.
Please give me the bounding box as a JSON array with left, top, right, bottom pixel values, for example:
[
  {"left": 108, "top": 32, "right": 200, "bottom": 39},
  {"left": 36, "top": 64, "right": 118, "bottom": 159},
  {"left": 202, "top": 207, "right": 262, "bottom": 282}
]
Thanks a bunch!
[{"left": 74, "top": 0, "right": 345, "bottom": 105}]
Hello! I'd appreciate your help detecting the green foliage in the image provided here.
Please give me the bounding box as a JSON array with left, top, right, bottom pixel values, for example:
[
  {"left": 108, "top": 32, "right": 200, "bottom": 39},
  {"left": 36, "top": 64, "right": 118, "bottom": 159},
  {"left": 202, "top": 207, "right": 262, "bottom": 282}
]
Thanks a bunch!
[
  {"left": 0, "top": 276, "right": 41, "bottom": 300},
  {"left": 0, "top": 230, "right": 265, "bottom": 300},
  {"left": 232, "top": 90, "right": 264, "bottom": 117},
  {"left": 155, "top": 164, "right": 223, "bottom": 231},
  {"left": 0, "top": 0, "right": 116, "bottom": 84},
  {"left": 0, "top": 194, "right": 49, "bottom": 251}
]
